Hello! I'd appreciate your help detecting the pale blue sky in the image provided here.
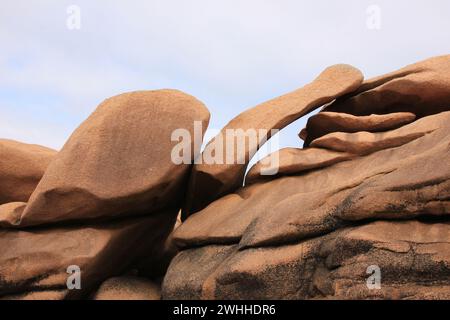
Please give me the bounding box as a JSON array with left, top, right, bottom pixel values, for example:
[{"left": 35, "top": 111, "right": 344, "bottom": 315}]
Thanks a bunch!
[{"left": 1, "top": 0, "right": 449, "bottom": 164}]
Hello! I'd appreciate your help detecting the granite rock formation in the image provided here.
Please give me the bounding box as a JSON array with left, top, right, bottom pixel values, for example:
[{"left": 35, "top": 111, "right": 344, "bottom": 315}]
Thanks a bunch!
[
  {"left": 1, "top": 55, "right": 449, "bottom": 300},
  {"left": 163, "top": 55, "right": 450, "bottom": 300}
]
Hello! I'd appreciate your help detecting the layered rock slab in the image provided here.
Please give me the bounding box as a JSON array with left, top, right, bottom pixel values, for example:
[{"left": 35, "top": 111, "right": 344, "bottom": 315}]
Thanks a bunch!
[
  {"left": 183, "top": 64, "right": 363, "bottom": 218},
  {"left": 8, "top": 90, "right": 209, "bottom": 228},
  {"left": 301, "top": 111, "right": 416, "bottom": 146},
  {"left": 163, "top": 221, "right": 450, "bottom": 300},
  {"left": 309, "top": 110, "right": 444, "bottom": 155},
  {"left": 0, "top": 211, "right": 176, "bottom": 299},
  {"left": 0, "top": 139, "right": 56, "bottom": 205},
  {"left": 245, "top": 147, "right": 355, "bottom": 185}
]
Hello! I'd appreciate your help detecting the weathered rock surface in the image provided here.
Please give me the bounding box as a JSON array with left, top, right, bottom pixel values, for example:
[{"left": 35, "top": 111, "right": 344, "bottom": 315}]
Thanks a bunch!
[
  {"left": 245, "top": 147, "right": 355, "bottom": 185},
  {"left": 309, "top": 110, "right": 445, "bottom": 155},
  {"left": 163, "top": 221, "right": 450, "bottom": 299},
  {"left": 2, "top": 56, "right": 450, "bottom": 300},
  {"left": 301, "top": 112, "right": 416, "bottom": 146},
  {"left": 0, "top": 211, "right": 176, "bottom": 299},
  {"left": 183, "top": 64, "right": 364, "bottom": 218},
  {"left": 0, "top": 139, "right": 56, "bottom": 205},
  {"left": 8, "top": 90, "right": 209, "bottom": 228},
  {"left": 92, "top": 276, "right": 161, "bottom": 300},
  {"left": 166, "top": 109, "right": 450, "bottom": 299},
  {"left": 325, "top": 55, "right": 450, "bottom": 118},
  {"left": 173, "top": 112, "right": 450, "bottom": 249}
]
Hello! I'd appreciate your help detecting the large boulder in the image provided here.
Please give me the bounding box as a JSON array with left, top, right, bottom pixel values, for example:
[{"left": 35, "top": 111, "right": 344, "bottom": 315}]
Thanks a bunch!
[
  {"left": 0, "top": 139, "right": 56, "bottom": 205},
  {"left": 0, "top": 211, "right": 176, "bottom": 299},
  {"left": 6, "top": 90, "right": 209, "bottom": 228},
  {"left": 183, "top": 64, "right": 363, "bottom": 218}
]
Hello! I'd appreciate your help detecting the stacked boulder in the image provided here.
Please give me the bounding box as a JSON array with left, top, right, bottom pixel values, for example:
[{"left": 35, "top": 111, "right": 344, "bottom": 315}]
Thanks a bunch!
[
  {"left": 0, "top": 90, "right": 210, "bottom": 299},
  {"left": 1, "top": 55, "right": 449, "bottom": 300},
  {"left": 163, "top": 55, "right": 450, "bottom": 300}
]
